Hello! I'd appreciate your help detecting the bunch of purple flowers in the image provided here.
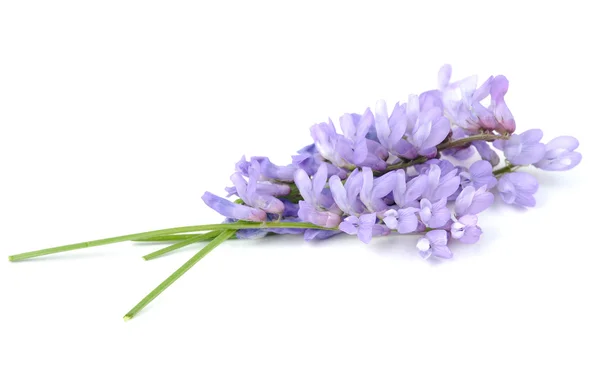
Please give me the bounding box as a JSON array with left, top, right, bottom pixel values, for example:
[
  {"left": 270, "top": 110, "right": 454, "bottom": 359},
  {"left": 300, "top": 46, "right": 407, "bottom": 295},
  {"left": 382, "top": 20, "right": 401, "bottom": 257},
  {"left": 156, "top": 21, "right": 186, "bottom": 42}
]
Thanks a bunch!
[
  {"left": 203, "top": 65, "right": 581, "bottom": 259},
  {"left": 9, "top": 65, "right": 581, "bottom": 320}
]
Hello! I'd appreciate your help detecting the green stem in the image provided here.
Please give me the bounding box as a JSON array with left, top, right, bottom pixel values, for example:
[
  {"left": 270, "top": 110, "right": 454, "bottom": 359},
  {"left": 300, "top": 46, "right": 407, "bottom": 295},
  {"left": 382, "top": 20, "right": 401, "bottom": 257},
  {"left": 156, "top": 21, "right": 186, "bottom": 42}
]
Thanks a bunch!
[
  {"left": 8, "top": 222, "right": 334, "bottom": 262},
  {"left": 133, "top": 234, "right": 206, "bottom": 242},
  {"left": 382, "top": 133, "right": 509, "bottom": 173},
  {"left": 143, "top": 231, "right": 222, "bottom": 261},
  {"left": 123, "top": 230, "right": 236, "bottom": 321}
]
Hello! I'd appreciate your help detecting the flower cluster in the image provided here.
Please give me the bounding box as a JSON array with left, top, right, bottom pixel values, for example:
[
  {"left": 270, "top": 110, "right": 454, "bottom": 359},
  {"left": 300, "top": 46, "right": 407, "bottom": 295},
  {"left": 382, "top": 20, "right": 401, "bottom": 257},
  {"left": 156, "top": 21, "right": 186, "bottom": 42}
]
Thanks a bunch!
[{"left": 203, "top": 65, "right": 581, "bottom": 259}]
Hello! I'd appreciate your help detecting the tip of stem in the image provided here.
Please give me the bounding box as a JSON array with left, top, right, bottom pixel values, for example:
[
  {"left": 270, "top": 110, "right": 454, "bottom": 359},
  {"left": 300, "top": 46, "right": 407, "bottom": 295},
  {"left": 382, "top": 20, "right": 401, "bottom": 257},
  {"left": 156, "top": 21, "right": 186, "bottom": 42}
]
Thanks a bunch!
[
  {"left": 8, "top": 256, "right": 16, "bottom": 262},
  {"left": 123, "top": 315, "right": 132, "bottom": 322}
]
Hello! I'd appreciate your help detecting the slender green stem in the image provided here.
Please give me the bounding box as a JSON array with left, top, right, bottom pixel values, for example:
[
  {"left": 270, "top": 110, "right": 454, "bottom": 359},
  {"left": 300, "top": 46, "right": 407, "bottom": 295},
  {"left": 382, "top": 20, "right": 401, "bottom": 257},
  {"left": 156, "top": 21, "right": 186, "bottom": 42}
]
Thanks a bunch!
[
  {"left": 382, "top": 133, "right": 509, "bottom": 173},
  {"left": 133, "top": 234, "right": 206, "bottom": 242},
  {"left": 123, "top": 230, "right": 236, "bottom": 321},
  {"left": 143, "top": 231, "right": 222, "bottom": 261},
  {"left": 8, "top": 222, "right": 334, "bottom": 262}
]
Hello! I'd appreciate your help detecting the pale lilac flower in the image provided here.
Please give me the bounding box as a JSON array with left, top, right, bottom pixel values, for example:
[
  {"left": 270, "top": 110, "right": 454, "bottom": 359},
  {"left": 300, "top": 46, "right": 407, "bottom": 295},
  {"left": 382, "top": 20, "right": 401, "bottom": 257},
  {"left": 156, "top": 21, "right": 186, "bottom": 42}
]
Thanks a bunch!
[
  {"left": 294, "top": 163, "right": 329, "bottom": 208},
  {"left": 418, "top": 198, "right": 451, "bottom": 228},
  {"left": 451, "top": 215, "right": 482, "bottom": 244},
  {"left": 382, "top": 207, "right": 419, "bottom": 233},
  {"left": 291, "top": 144, "right": 348, "bottom": 179},
  {"left": 495, "top": 129, "right": 545, "bottom": 165},
  {"left": 489, "top": 75, "right": 516, "bottom": 133},
  {"left": 310, "top": 120, "right": 353, "bottom": 168},
  {"left": 421, "top": 164, "right": 461, "bottom": 202},
  {"left": 297, "top": 201, "right": 341, "bottom": 228},
  {"left": 360, "top": 168, "right": 397, "bottom": 213},
  {"left": 460, "top": 160, "right": 497, "bottom": 190},
  {"left": 497, "top": 172, "right": 538, "bottom": 207},
  {"left": 339, "top": 213, "right": 390, "bottom": 243},
  {"left": 202, "top": 192, "right": 266, "bottom": 222},
  {"left": 408, "top": 106, "right": 451, "bottom": 157},
  {"left": 392, "top": 170, "right": 427, "bottom": 208},
  {"left": 455, "top": 185, "right": 494, "bottom": 216},
  {"left": 235, "top": 156, "right": 296, "bottom": 181},
  {"left": 329, "top": 169, "right": 364, "bottom": 215},
  {"left": 230, "top": 161, "right": 285, "bottom": 214},
  {"left": 416, "top": 230, "right": 453, "bottom": 259},
  {"left": 472, "top": 140, "right": 500, "bottom": 166},
  {"left": 534, "top": 136, "right": 582, "bottom": 171},
  {"left": 374, "top": 100, "right": 402, "bottom": 149}
]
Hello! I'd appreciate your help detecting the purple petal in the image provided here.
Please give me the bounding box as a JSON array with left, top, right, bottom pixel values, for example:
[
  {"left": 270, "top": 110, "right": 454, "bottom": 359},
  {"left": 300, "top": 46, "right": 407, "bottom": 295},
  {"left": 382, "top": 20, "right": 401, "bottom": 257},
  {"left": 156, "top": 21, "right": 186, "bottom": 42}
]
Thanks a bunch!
[
  {"left": 313, "top": 163, "right": 328, "bottom": 196},
  {"left": 372, "top": 171, "right": 397, "bottom": 198},
  {"left": 428, "top": 198, "right": 451, "bottom": 228},
  {"left": 459, "top": 225, "right": 482, "bottom": 244},
  {"left": 438, "top": 64, "right": 452, "bottom": 89},
  {"left": 455, "top": 186, "right": 475, "bottom": 217},
  {"left": 425, "top": 229, "right": 448, "bottom": 247},
  {"left": 421, "top": 116, "right": 450, "bottom": 151},
  {"left": 298, "top": 201, "right": 341, "bottom": 228},
  {"left": 467, "top": 187, "right": 494, "bottom": 215},
  {"left": 432, "top": 245, "right": 453, "bottom": 259},
  {"left": 329, "top": 175, "right": 350, "bottom": 214},
  {"left": 405, "top": 175, "right": 427, "bottom": 203},
  {"left": 545, "top": 136, "right": 579, "bottom": 153},
  {"left": 394, "top": 139, "right": 418, "bottom": 159},
  {"left": 202, "top": 192, "right": 266, "bottom": 222},
  {"left": 396, "top": 207, "right": 419, "bottom": 233},
  {"left": 473, "top": 141, "right": 500, "bottom": 167}
]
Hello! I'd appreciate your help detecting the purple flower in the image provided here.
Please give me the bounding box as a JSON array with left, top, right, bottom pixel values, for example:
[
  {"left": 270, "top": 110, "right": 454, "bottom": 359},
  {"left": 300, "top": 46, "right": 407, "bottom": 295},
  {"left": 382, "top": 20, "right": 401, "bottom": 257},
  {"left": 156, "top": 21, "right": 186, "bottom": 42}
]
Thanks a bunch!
[
  {"left": 202, "top": 192, "right": 266, "bottom": 222},
  {"left": 418, "top": 198, "right": 451, "bottom": 228},
  {"left": 497, "top": 172, "right": 538, "bottom": 207},
  {"left": 291, "top": 144, "right": 348, "bottom": 179},
  {"left": 421, "top": 164, "right": 461, "bottom": 202},
  {"left": 451, "top": 214, "right": 482, "bottom": 244},
  {"left": 294, "top": 163, "right": 328, "bottom": 208},
  {"left": 393, "top": 170, "right": 427, "bottom": 207},
  {"left": 460, "top": 160, "right": 497, "bottom": 190},
  {"left": 382, "top": 207, "right": 419, "bottom": 233},
  {"left": 489, "top": 75, "right": 515, "bottom": 133},
  {"left": 339, "top": 109, "right": 387, "bottom": 170},
  {"left": 416, "top": 230, "right": 453, "bottom": 259},
  {"left": 230, "top": 160, "right": 285, "bottom": 214},
  {"left": 339, "top": 213, "right": 390, "bottom": 243},
  {"left": 310, "top": 120, "right": 353, "bottom": 168},
  {"left": 534, "top": 136, "right": 582, "bottom": 171},
  {"left": 375, "top": 100, "right": 416, "bottom": 152},
  {"left": 472, "top": 140, "right": 500, "bottom": 166},
  {"left": 455, "top": 185, "right": 494, "bottom": 216},
  {"left": 298, "top": 201, "right": 341, "bottom": 228},
  {"left": 360, "top": 168, "right": 397, "bottom": 213},
  {"left": 495, "top": 129, "right": 545, "bottom": 166},
  {"left": 329, "top": 169, "right": 364, "bottom": 215},
  {"left": 408, "top": 106, "right": 451, "bottom": 157}
]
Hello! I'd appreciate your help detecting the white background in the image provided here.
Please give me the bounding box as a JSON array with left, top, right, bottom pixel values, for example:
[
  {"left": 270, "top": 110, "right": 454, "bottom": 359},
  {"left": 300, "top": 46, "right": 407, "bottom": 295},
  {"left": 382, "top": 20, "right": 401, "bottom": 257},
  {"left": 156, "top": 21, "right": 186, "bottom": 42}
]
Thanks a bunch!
[{"left": 1, "top": 1, "right": 598, "bottom": 364}]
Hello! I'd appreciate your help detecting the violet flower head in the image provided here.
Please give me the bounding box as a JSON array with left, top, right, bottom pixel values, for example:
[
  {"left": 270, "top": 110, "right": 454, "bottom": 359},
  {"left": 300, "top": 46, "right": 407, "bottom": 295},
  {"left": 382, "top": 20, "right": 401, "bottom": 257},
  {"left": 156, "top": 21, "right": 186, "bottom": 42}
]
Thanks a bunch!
[
  {"left": 295, "top": 163, "right": 342, "bottom": 228},
  {"left": 339, "top": 213, "right": 390, "bottom": 244},
  {"left": 297, "top": 201, "right": 341, "bottom": 228},
  {"left": 495, "top": 129, "right": 545, "bottom": 166},
  {"left": 451, "top": 215, "right": 482, "bottom": 244},
  {"left": 534, "top": 136, "right": 582, "bottom": 171},
  {"left": 416, "top": 229, "right": 453, "bottom": 259},
  {"left": 460, "top": 160, "right": 497, "bottom": 190},
  {"left": 455, "top": 185, "right": 494, "bottom": 217},
  {"left": 202, "top": 192, "right": 266, "bottom": 222},
  {"left": 339, "top": 108, "right": 387, "bottom": 170},
  {"left": 310, "top": 120, "right": 352, "bottom": 168},
  {"left": 497, "top": 172, "right": 538, "bottom": 207}
]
